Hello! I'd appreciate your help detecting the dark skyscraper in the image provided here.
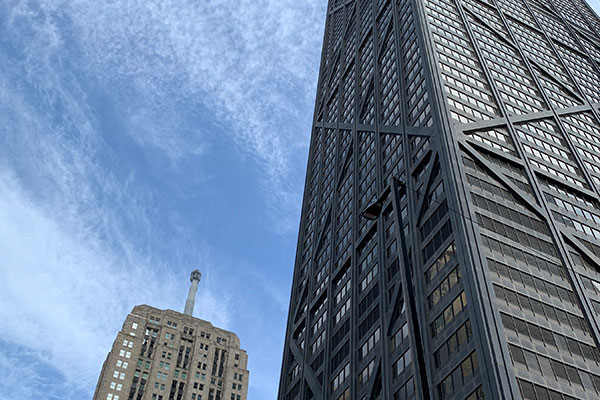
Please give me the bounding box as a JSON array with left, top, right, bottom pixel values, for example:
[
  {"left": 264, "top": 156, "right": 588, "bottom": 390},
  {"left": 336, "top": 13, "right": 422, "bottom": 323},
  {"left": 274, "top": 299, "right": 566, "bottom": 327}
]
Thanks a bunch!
[{"left": 279, "top": 0, "right": 600, "bottom": 399}]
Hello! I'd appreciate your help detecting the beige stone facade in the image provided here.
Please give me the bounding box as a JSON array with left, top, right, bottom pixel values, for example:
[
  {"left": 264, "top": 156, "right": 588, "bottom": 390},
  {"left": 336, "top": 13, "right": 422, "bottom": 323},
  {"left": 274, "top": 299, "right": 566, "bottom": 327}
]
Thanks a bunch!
[{"left": 93, "top": 305, "right": 249, "bottom": 400}]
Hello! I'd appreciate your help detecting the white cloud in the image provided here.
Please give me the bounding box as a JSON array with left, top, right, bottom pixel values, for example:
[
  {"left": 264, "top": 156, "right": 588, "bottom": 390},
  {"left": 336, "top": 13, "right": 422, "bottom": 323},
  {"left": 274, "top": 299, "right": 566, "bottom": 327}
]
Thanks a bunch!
[
  {"left": 0, "top": 160, "right": 233, "bottom": 384},
  {"left": 0, "top": 168, "right": 233, "bottom": 397},
  {"left": 0, "top": 23, "right": 233, "bottom": 395},
  {"left": 60, "top": 0, "right": 324, "bottom": 230},
  {"left": 0, "top": 0, "right": 327, "bottom": 397},
  {"left": 0, "top": 344, "right": 67, "bottom": 399},
  {"left": 0, "top": 170, "right": 138, "bottom": 390},
  {"left": 4, "top": 0, "right": 326, "bottom": 230}
]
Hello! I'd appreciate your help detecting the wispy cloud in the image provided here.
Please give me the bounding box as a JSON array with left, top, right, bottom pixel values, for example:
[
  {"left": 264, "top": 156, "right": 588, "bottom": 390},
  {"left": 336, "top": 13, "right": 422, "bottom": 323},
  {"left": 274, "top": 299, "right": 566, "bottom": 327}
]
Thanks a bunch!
[
  {"left": 4, "top": 0, "right": 327, "bottom": 227},
  {"left": 0, "top": 169, "right": 142, "bottom": 392},
  {"left": 0, "top": 0, "right": 326, "bottom": 398},
  {"left": 59, "top": 0, "right": 325, "bottom": 230},
  {"left": 0, "top": 340, "right": 73, "bottom": 400},
  {"left": 0, "top": 167, "right": 234, "bottom": 397},
  {"left": 0, "top": 8, "right": 233, "bottom": 394}
]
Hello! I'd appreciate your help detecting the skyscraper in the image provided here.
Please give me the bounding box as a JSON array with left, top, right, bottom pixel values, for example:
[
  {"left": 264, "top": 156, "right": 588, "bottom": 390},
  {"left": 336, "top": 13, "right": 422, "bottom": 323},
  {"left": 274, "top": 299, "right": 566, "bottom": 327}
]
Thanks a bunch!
[
  {"left": 94, "top": 271, "right": 249, "bottom": 400},
  {"left": 278, "top": 0, "right": 600, "bottom": 399}
]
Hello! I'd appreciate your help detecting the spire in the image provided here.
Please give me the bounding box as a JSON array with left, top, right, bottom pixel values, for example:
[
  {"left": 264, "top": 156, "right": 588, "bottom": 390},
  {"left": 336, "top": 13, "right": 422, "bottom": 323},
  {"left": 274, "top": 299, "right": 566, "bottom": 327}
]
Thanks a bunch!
[{"left": 184, "top": 270, "right": 202, "bottom": 316}]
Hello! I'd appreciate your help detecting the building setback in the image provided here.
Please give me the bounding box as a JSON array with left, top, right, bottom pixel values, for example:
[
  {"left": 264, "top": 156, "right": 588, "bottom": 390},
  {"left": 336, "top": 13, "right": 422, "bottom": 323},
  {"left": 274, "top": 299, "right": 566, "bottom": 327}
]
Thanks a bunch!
[
  {"left": 94, "top": 272, "right": 249, "bottom": 400},
  {"left": 278, "top": 0, "right": 600, "bottom": 399}
]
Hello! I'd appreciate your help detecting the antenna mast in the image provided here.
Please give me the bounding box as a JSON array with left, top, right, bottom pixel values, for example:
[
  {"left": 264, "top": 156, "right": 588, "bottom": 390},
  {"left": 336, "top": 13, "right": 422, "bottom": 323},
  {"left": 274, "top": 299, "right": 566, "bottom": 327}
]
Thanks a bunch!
[{"left": 184, "top": 270, "right": 202, "bottom": 316}]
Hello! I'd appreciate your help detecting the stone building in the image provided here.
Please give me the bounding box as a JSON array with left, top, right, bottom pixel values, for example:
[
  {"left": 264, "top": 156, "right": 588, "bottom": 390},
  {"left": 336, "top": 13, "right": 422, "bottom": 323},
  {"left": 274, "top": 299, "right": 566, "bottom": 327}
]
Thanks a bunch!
[{"left": 94, "top": 271, "right": 249, "bottom": 400}]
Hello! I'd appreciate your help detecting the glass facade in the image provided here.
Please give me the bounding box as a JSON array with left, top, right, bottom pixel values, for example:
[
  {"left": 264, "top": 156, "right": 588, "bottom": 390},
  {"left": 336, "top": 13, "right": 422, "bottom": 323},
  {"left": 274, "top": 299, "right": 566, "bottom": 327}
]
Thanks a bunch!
[{"left": 278, "top": 0, "right": 600, "bottom": 399}]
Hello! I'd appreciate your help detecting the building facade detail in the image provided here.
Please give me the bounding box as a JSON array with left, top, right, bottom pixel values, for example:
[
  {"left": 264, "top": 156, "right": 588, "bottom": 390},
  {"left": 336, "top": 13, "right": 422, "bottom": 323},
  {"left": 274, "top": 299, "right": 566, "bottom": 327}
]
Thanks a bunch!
[
  {"left": 278, "top": 0, "right": 600, "bottom": 399},
  {"left": 94, "top": 305, "right": 249, "bottom": 400}
]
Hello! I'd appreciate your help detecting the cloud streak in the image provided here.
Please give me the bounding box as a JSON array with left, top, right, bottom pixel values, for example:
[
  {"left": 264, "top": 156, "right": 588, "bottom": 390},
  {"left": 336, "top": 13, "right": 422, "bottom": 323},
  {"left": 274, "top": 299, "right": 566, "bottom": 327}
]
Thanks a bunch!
[
  {"left": 61, "top": 0, "right": 326, "bottom": 230},
  {"left": 0, "top": 0, "right": 327, "bottom": 398},
  {"left": 5, "top": 0, "right": 327, "bottom": 224},
  {"left": 0, "top": 166, "right": 234, "bottom": 398},
  {"left": 0, "top": 6, "right": 237, "bottom": 394}
]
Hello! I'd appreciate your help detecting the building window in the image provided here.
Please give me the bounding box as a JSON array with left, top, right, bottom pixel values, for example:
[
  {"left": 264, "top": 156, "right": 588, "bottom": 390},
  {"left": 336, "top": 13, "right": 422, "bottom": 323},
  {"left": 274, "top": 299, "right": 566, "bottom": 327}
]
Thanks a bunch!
[
  {"left": 391, "top": 323, "right": 409, "bottom": 351},
  {"left": 437, "top": 352, "right": 479, "bottom": 399},
  {"left": 132, "top": 322, "right": 138, "bottom": 330},
  {"left": 331, "top": 363, "right": 350, "bottom": 392},
  {"left": 431, "top": 291, "right": 467, "bottom": 337},
  {"left": 337, "top": 388, "right": 350, "bottom": 400},
  {"left": 393, "top": 349, "right": 412, "bottom": 377},
  {"left": 358, "top": 358, "right": 376, "bottom": 386}
]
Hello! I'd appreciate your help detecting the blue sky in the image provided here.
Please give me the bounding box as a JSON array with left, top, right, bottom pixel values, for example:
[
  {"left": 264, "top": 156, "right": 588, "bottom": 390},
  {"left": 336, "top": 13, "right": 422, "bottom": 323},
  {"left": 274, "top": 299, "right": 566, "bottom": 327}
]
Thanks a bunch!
[
  {"left": 0, "top": 0, "right": 325, "bottom": 399},
  {"left": 0, "top": 1, "right": 599, "bottom": 399}
]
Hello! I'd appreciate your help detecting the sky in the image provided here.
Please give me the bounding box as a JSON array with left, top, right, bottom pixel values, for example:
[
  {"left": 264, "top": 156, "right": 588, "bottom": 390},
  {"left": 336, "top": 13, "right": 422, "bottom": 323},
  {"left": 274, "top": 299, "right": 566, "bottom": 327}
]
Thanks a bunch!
[
  {"left": 0, "top": 0, "right": 326, "bottom": 399},
  {"left": 0, "top": 1, "right": 599, "bottom": 400}
]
